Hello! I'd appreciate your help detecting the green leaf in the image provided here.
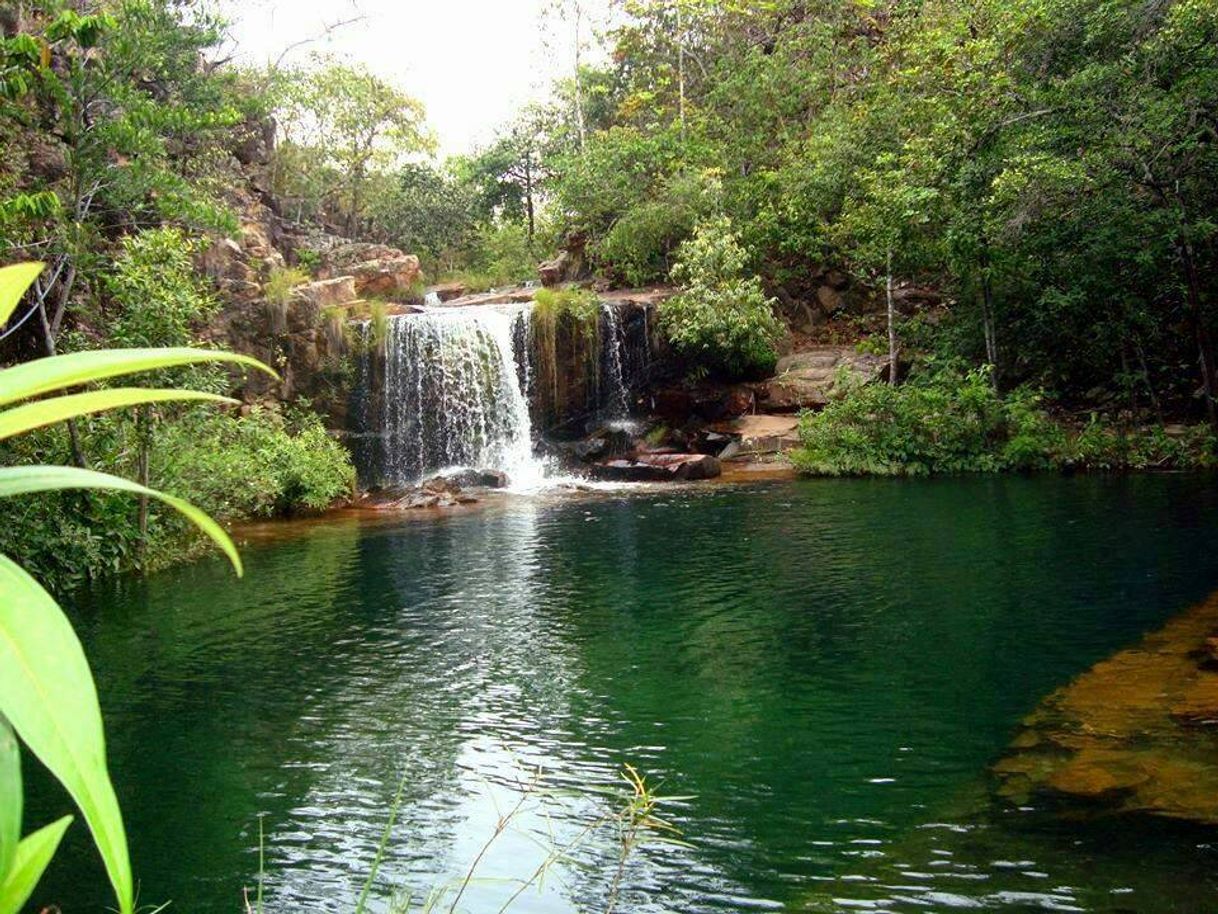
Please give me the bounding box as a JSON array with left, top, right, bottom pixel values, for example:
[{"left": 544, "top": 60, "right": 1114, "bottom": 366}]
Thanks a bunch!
[
  {"left": 0, "top": 717, "right": 19, "bottom": 883},
  {"left": 0, "top": 388, "right": 236, "bottom": 440},
  {"left": 0, "top": 347, "right": 277, "bottom": 409},
  {"left": 0, "top": 263, "right": 43, "bottom": 326},
  {"left": 0, "top": 466, "right": 242, "bottom": 576},
  {"left": 0, "top": 553, "right": 129, "bottom": 913},
  {"left": 0, "top": 815, "right": 73, "bottom": 914}
]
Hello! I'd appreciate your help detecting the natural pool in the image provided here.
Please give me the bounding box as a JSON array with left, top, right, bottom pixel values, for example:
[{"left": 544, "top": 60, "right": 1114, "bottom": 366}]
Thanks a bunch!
[{"left": 28, "top": 475, "right": 1218, "bottom": 912}]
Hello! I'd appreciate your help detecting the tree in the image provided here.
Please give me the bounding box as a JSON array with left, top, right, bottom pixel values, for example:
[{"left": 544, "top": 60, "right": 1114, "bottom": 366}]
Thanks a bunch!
[
  {"left": 456, "top": 113, "right": 549, "bottom": 246},
  {"left": 277, "top": 56, "right": 431, "bottom": 236}
]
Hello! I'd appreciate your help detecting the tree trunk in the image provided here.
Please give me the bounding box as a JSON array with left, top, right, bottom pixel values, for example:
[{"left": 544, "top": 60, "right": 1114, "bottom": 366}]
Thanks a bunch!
[
  {"left": 573, "top": 0, "right": 586, "bottom": 154},
  {"left": 35, "top": 289, "right": 87, "bottom": 469},
  {"left": 978, "top": 239, "right": 999, "bottom": 388},
  {"left": 677, "top": 1, "right": 686, "bottom": 140},
  {"left": 524, "top": 155, "right": 536, "bottom": 246},
  {"left": 1179, "top": 239, "right": 1218, "bottom": 432},
  {"left": 886, "top": 248, "right": 898, "bottom": 385}
]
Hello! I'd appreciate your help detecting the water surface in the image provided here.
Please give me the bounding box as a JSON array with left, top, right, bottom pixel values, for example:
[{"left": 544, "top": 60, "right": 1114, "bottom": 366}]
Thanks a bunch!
[{"left": 29, "top": 475, "right": 1218, "bottom": 912}]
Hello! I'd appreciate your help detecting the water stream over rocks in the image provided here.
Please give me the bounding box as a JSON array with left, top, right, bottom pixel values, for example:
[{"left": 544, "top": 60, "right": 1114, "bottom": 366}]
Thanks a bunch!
[{"left": 349, "top": 298, "right": 654, "bottom": 491}]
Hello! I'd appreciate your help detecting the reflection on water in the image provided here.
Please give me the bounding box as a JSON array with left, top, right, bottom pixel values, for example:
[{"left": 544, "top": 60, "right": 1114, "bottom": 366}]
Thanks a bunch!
[{"left": 25, "top": 474, "right": 1218, "bottom": 912}]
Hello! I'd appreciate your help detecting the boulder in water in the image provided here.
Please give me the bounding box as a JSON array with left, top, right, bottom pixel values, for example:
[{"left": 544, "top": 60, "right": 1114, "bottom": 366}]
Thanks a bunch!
[
  {"left": 590, "top": 453, "right": 721, "bottom": 482},
  {"left": 442, "top": 468, "right": 509, "bottom": 489},
  {"left": 391, "top": 475, "right": 480, "bottom": 510}
]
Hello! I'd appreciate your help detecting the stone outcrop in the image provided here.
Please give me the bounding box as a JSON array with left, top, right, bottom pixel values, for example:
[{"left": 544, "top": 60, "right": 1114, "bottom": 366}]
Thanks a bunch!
[
  {"left": 539, "top": 233, "right": 590, "bottom": 287},
  {"left": 993, "top": 592, "right": 1218, "bottom": 825},
  {"left": 319, "top": 243, "right": 422, "bottom": 299},
  {"left": 710, "top": 415, "right": 801, "bottom": 457},
  {"left": 294, "top": 276, "right": 358, "bottom": 310},
  {"left": 752, "top": 346, "right": 887, "bottom": 411}
]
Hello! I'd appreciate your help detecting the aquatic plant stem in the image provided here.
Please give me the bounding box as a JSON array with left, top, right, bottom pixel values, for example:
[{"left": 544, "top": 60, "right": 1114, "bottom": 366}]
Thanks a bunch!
[{"left": 355, "top": 776, "right": 407, "bottom": 914}]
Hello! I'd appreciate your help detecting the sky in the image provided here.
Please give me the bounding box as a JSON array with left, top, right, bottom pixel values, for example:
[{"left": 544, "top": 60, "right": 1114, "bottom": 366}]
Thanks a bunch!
[{"left": 219, "top": 0, "right": 610, "bottom": 156}]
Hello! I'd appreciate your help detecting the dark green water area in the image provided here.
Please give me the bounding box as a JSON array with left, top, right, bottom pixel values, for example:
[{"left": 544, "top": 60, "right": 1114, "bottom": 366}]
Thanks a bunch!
[{"left": 27, "top": 475, "right": 1218, "bottom": 912}]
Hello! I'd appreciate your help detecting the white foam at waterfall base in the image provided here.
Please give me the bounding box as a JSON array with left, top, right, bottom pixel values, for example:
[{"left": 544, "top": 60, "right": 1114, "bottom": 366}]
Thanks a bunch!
[{"left": 376, "top": 305, "right": 551, "bottom": 491}]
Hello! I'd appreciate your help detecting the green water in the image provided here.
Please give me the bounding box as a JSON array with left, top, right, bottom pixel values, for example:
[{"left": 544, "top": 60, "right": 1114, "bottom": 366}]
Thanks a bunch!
[{"left": 26, "top": 475, "right": 1218, "bottom": 912}]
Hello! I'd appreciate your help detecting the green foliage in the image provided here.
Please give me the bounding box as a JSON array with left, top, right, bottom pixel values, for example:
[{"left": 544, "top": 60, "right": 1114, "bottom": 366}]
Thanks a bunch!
[
  {"left": 0, "top": 263, "right": 269, "bottom": 914},
  {"left": 792, "top": 366, "right": 1217, "bottom": 477},
  {"left": 659, "top": 216, "right": 782, "bottom": 379},
  {"left": 271, "top": 56, "right": 431, "bottom": 234},
  {"left": 445, "top": 222, "right": 539, "bottom": 292},
  {"left": 533, "top": 287, "right": 600, "bottom": 325},
  {"left": 794, "top": 366, "right": 1009, "bottom": 476},
  {"left": 105, "top": 228, "right": 217, "bottom": 348},
  {"left": 369, "top": 162, "right": 478, "bottom": 272},
  {"left": 265, "top": 265, "right": 309, "bottom": 307},
  {"left": 155, "top": 405, "right": 355, "bottom": 518}
]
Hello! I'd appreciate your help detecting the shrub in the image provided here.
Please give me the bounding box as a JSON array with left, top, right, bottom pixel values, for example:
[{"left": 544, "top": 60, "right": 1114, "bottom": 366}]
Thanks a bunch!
[
  {"left": 594, "top": 171, "right": 722, "bottom": 286},
  {"left": 105, "top": 227, "right": 218, "bottom": 347},
  {"left": 659, "top": 216, "right": 782, "bottom": 379},
  {"left": 156, "top": 405, "right": 356, "bottom": 519},
  {"left": 793, "top": 366, "right": 1006, "bottom": 476},
  {"left": 792, "top": 365, "right": 1217, "bottom": 476}
]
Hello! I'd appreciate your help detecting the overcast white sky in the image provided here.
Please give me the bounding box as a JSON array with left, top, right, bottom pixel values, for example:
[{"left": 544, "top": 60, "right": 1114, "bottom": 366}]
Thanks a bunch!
[{"left": 219, "top": 0, "right": 611, "bottom": 156}]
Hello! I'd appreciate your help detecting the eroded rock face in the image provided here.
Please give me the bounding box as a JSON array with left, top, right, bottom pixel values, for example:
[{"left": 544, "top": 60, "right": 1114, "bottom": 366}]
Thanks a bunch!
[
  {"left": 752, "top": 346, "right": 887, "bottom": 412},
  {"left": 993, "top": 592, "right": 1218, "bottom": 825},
  {"left": 320, "top": 243, "right": 422, "bottom": 299},
  {"left": 294, "top": 276, "right": 358, "bottom": 310}
]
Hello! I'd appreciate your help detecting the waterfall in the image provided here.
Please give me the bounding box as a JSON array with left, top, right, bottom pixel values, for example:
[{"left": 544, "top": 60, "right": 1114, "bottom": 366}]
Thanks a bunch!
[
  {"left": 601, "top": 303, "right": 630, "bottom": 420},
  {"left": 361, "top": 306, "right": 547, "bottom": 489},
  {"left": 423, "top": 290, "right": 442, "bottom": 307}
]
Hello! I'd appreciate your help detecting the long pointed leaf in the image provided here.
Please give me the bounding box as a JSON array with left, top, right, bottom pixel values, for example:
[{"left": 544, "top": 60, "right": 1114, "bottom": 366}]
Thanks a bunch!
[
  {"left": 0, "top": 718, "right": 18, "bottom": 882},
  {"left": 0, "top": 348, "right": 276, "bottom": 408},
  {"left": 0, "top": 815, "right": 73, "bottom": 914},
  {"left": 0, "top": 388, "right": 236, "bottom": 440},
  {"left": 0, "top": 553, "right": 129, "bottom": 913},
  {"left": 0, "top": 816, "right": 73, "bottom": 914},
  {"left": 0, "top": 263, "right": 43, "bottom": 327},
  {"left": 0, "top": 466, "right": 242, "bottom": 575}
]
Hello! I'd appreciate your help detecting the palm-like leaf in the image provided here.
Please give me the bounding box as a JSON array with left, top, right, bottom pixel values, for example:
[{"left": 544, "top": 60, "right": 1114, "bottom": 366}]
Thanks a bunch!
[
  {"left": 0, "top": 816, "right": 73, "bottom": 914},
  {"left": 0, "top": 388, "right": 235, "bottom": 440},
  {"left": 0, "top": 264, "right": 44, "bottom": 326},
  {"left": 0, "top": 262, "right": 273, "bottom": 914},
  {"left": 0, "top": 346, "right": 276, "bottom": 407},
  {"left": 0, "top": 465, "right": 243, "bottom": 576},
  {"left": 0, "top": 555, "right": 131, "bottom": 913}
]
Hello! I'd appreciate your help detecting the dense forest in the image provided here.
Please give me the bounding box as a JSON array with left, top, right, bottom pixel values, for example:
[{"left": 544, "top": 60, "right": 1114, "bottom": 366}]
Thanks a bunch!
[{"left": 0, "top": 0, "right": 1216, "bottom": 587}]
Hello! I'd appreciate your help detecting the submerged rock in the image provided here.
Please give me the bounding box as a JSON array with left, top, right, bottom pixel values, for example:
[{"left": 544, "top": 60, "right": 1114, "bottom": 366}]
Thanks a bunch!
[{"left": 993, "top": 592, "right": 1218, "bottom": 825}]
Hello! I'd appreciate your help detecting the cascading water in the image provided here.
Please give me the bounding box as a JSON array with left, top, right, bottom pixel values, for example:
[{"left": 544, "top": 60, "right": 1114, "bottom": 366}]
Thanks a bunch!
[
  {"left": 601, "top": 303, "right": 630, "bottom": 420},
  {"left": 358, "top": 306, "right": 547, "bottom": 490}
]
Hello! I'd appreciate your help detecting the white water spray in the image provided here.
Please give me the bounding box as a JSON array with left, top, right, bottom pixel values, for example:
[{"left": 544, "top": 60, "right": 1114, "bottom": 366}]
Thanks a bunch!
[{"left": 375, "top": 306, "right": 547, "bottom": 489}]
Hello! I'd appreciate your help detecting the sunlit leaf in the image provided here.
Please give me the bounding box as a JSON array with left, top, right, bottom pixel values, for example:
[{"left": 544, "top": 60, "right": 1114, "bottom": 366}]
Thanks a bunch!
[
  {"left": 0, "top": 263, "right": 44, "bottom": 327},
  {"left": 0, "top": 388, "right": 236, "bottom": 440},
  {"left": 0, "top": 553, "right": 130, "bottom": 913},
  {"left": 0, "top": 718, "right": 19, "bottom": 882},
  {"left": 0, "top": 467, "right": 242, "bottom": 575},
  {"left": 0, "top": 816, "right": 73, "bottom": 914},
  {"left": 0, "top": 347, "right": 277, "bottom": 408}
]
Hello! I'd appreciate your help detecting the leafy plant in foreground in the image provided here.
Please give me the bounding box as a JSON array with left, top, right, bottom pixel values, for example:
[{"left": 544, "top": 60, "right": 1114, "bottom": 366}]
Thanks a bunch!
[{"left": 0, "top": 262, "right": 273, "bottom": 914}]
